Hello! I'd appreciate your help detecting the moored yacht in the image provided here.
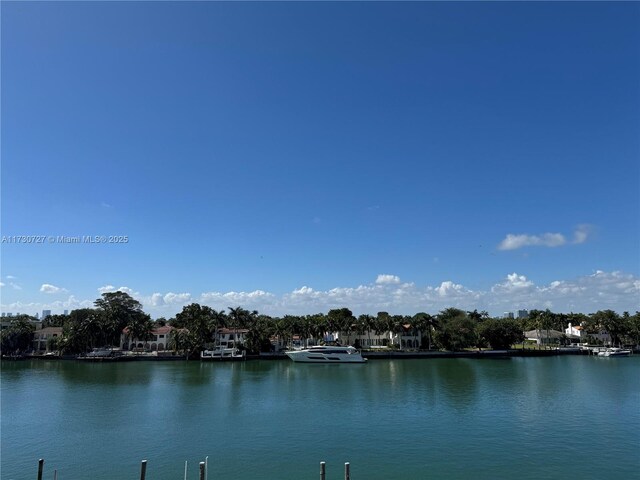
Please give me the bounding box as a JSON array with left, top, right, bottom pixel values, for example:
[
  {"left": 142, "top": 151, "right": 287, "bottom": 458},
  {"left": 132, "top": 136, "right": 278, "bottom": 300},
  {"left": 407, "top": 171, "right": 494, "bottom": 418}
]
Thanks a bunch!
[
  {"left": 201, "top": 345, "right": 245, "bottom": 361},
  {"left": 597, "top": 347, "right": 632, "bottom": 357},
  {"left": 285, "top": 345, "right": 367, "bottom": 363}
]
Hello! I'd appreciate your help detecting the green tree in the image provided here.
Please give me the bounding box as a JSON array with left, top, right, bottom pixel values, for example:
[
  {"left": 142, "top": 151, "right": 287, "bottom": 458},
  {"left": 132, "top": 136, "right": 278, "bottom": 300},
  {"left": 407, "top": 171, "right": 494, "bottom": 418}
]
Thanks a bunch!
[
  {"left": 60, "top": 308, "right": 99, "bottom": 353},
  {"left": 435, "top": 310, "right": 477, "bottom": 351},
  {"left": 174, "top": 303, "right": 217, "bottom": 356},
  {"left": 43, "top": 313, "right": 68, "bottom": 328},
  {"left": 413, "top": 312, "right": 437, "bottom": 350},
  {"left": 94, "top": 292, "right": 146, "bottom": 347},
  {"left": 0, "top": 316, "right": 36, "bottom": 354},
  {"left": 625, "top": 312, "right": 640, "bottom": 346},
  {"left": 478, "top": 319, "right": 524, "bottom": 350},
  {"left": 124, "top": 313, "right": 154, "bottom": 351},
  {"left": 327, "top": 308, "right": 355, "bottom": 339},
  {"left": 168, "top": 328, "right": 194, "bottom": 356},
  {"left": 590, "top": 310, "right": 627, "bottom": 347}
]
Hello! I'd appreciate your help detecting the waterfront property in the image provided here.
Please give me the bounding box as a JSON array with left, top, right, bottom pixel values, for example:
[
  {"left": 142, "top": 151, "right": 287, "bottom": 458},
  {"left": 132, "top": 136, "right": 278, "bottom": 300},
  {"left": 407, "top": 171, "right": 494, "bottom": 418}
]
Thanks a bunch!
[
  {"left": 121, "top": 325, "right": 174, "bottom": 352},
  {"left": 524, "top": 329, "right": 577, "bottom": 346},
  {"left": 339, "top": 324, "right": 422, "bottom": 350},
  {"left": 32, "top": 327, "right": 62, "bottom": 352}
]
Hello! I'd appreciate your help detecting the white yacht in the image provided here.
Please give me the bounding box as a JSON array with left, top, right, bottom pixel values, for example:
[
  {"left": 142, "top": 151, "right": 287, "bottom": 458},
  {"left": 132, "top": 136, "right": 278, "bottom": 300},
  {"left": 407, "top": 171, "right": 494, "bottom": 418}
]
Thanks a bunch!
[
  {"left": 201, "top": 345, "right": 245, "bottom": 361},
  {"left": 285, "top": 345, "right": 367, "bottom": 363},
  {"left": 597, "top": 347, "right": 632, "bottom": 357}
]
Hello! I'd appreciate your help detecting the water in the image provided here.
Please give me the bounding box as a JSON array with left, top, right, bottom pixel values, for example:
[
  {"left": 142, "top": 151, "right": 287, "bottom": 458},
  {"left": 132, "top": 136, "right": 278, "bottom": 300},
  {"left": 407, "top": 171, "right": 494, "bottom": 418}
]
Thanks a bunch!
[{"left": 2, "top": 356, "right": 639, "bottom": 479}]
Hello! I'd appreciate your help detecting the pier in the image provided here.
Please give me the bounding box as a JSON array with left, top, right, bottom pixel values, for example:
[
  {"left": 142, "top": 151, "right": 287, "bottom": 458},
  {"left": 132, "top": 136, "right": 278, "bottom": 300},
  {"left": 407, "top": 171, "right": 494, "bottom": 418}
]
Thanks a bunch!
[{"left": 34, "top": 458, "right": 353, "bottom": 480}]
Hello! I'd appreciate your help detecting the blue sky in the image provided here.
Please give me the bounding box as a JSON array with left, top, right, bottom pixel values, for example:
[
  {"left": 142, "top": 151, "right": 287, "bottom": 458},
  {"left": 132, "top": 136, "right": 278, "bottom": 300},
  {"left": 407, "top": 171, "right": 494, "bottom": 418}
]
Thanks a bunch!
[{"left": 2, "top": 2, "right": 639, "bottom": 318}]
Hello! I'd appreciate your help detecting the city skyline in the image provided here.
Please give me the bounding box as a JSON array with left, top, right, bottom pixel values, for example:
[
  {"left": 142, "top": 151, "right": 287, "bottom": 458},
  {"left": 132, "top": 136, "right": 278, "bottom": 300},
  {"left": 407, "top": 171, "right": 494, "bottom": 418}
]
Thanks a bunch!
[{"left": 2, "top": 2, "right": 639, "bottom": 318}]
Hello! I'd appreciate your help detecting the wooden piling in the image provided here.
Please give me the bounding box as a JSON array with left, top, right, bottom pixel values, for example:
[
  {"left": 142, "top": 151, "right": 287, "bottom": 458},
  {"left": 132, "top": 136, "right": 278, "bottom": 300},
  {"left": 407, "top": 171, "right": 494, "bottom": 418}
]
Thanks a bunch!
[
  {"left": 320, "top": 461, "right": 326, "bottom": 480},
  {"left": 199, "top": 461, "right": 205, "bottom": 480},
  {"left": 53, "top": 470, "right": 58, "bottom": 480},
  {"left": 140, "top": 460, "right": 147, "bottom": 480},
  {"left": 344, "top": 462, "right": 350, "bottom": 480},
  {"left": 37, "top": 458, "right": 44, "bottom": 480}
]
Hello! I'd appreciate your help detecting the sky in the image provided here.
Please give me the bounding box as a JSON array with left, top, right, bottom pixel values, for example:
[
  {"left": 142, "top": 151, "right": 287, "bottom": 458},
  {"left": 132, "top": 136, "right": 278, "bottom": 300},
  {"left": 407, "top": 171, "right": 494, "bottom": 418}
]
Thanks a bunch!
[{"left": 1, "top": 1, "right": 639, "bottom": 319}]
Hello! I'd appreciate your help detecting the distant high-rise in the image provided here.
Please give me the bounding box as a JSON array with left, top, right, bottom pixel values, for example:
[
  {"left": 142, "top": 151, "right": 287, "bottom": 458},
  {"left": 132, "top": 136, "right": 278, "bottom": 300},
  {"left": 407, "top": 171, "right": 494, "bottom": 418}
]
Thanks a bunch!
[
  {"left": 63, "top": 310, "right": 69, "bottom": 315},
  {"left": 7, "top": 313, "right": 13, "bottom": 317},
  {"left": 42, "top": 310, "right": 52, "bottom": 319},
  {"left": 503, "top": 312, "right": 514, "bottom": 319},
  {"left": 1, "top": 313, "right": 5, "bottom": 317},
  {"left": 35, "top": 312, "right": 40, "bottom": 319},
  {"left": 517, "top": 310, "right": 529, "bottom": 319}
]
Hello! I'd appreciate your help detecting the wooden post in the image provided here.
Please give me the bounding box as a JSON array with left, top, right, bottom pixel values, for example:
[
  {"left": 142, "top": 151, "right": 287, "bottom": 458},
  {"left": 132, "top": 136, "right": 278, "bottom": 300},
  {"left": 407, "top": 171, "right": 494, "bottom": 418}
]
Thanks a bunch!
[
  {"left": 199, "top": 461, "right": 205, "bottom": 480},
  {"left": 140, "top": 460, "right": 147, "bottom": 480},
  {"left": 344, "top": 462, "right": 350, "bottom": 480},
  {"left": 37, "top": 459, "right": 44, "bottom": 480},
  {"left": 320, "top": 461, "right": 326, "bottom": 480},
  {"left": 53, "top": 470, "right": 58, "bottom": 480}
]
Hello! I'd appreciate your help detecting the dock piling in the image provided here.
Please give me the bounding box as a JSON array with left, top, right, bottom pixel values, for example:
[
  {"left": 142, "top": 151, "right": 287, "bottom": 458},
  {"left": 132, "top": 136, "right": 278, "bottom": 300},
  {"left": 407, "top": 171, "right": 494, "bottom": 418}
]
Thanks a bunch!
[
  {"left": 140, "top": 460, "right": 147, "bottom": 480},
  {"left": 199, "top": 461, "right": 206, "bottom": 480},
  {"left": 37, "top": 458, "right": 44, "bottom": 480},
  {"left": 345, "top": 462, "right": 350, "bottom": 480},
  {"left": 320, "top": 461, "right": 326, "bottom": 480}
]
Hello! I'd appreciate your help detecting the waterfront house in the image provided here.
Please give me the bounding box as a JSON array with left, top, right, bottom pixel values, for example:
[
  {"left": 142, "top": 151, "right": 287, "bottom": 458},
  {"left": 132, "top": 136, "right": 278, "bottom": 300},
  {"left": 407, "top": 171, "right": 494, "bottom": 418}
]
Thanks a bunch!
[
  {"left": 121, "top": 325, "right": 174, "bottom": 352},
  {"left": 339, "top": 324, "right": 422, "bottom": 350},
  {"left": 214, "top": 327, "right": 249, "bottom": 348},
  {"left": 565, "top": 323, "right": 611, "bottom": 345},
  {"left": 32, "top": 326, "right": 63, "bottom": 352},
  {"left": 524, "top": 329, "right": 565, "bottom": 346}
]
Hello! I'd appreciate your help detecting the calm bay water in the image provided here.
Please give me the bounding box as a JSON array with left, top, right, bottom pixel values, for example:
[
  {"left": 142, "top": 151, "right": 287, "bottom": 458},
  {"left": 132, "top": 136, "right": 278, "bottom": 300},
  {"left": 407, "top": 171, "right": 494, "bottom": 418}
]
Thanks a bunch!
[{"left": 2, "top": 356, "right": 639, "bottom": 479}]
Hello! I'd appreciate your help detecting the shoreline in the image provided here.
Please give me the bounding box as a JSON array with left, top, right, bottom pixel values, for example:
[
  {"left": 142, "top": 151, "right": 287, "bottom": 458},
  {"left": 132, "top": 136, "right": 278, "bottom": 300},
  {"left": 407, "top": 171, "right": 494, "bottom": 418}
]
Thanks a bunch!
[{"left": 5, "top": 348, "right": 601, "bottom": 362}]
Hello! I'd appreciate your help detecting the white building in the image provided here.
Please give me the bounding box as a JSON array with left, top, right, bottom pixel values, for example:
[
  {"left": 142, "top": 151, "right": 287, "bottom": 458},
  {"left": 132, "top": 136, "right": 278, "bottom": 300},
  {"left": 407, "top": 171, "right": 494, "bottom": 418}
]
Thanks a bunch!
[
  {"left": 566, "top": 323, "right": 611, "bottom": 345},
  {"left": 121, "top": 325, "right": 174, "bottom": 351}
]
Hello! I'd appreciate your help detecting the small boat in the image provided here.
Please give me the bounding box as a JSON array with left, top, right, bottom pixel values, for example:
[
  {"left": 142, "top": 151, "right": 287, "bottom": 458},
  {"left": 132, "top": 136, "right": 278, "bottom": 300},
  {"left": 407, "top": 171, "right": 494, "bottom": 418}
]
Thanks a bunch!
[
  {"left": 78, "top": 347, "right": 132, "bottom": 362},
  {"left": 285, "top": 345, "right": 367, "bottom": 363},
  {"left": 597, "top": 347, "right": 632, "bottom": 357},
  {"left": 201, "top": 346, "right": 246, "bottom": 361}
]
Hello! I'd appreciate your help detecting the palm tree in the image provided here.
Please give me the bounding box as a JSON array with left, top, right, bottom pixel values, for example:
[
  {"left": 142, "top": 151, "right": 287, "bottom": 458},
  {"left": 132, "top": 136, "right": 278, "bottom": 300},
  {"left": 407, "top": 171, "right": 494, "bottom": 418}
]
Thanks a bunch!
[
  {"left": 357, "top": 314, "right": 374, "bottom": 348},
  {"left": 125, "top": 313, "right": 154, "bottom": 352}
]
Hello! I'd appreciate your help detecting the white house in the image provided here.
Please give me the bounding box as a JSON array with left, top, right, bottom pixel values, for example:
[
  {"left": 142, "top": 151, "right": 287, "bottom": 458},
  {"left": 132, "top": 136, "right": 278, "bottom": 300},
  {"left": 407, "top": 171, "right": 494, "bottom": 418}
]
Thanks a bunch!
[
  {"left": 340, "top": 324, "right": 422, "bottom": 350},
  {"left": 214, "top": 328, "right": 249, "bottom": 348},
  {"left": 565, "top": 322, "right": 611, "bottom": 345},
  {"left": 121, "top": 325, "right": 174, "bottom": 351}
]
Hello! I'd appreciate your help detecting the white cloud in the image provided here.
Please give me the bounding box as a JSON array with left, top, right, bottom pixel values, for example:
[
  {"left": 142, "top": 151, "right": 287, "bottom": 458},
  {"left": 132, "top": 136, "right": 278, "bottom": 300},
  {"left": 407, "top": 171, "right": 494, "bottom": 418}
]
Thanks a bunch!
[
  {"left": 499, "top": 225, "right": 594, "bottom": 251},
  {"left": 0, "top": 282, "right": 4, "bottom": 287},
  {"left": 40, "top": 284, "right": 68, "bottom": 294},
  {"left": 150, "top": 293, "right": 165, "bottom": 307},
  {"left": 376, "top": 274, "right": 401, "bottom": 285},
  {"left": 6, "top": 275, "right": 17, "bottom": 280},
  {"left": 97, "top": 285, "right": 138, "bottom": 296},
  {"left": 163, "top": 292, "right": 192, "bottom": 305},
  {"left": 572, "top": 224, "right": 592, "bottom": 244},
  {"left": 498, "top": 232, "right": 566, "bottom": 250},
  {"left": 491, "top": 273, "right": 535, "bottom": 293}
]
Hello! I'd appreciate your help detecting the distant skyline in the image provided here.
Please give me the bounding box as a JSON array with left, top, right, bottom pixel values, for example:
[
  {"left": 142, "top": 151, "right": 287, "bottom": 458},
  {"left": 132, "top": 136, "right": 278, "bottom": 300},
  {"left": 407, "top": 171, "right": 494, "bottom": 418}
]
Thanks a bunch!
[{"left": 2, "top": 2, "right": 639, "bottom": 318}]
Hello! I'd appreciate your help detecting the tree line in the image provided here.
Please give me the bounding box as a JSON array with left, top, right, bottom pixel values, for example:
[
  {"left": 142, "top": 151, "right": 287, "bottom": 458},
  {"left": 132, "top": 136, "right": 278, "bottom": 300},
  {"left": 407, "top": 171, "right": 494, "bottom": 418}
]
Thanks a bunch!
[{"left": 2, "top": 292, "right": 639, "bottom": 357}]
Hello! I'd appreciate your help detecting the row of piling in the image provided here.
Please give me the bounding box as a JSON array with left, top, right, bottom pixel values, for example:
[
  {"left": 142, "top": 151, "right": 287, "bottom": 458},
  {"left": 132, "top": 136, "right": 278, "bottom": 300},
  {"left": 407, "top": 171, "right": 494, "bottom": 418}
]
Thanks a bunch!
[{"left": 35, "top": 458, "right": 352, "bottom": 479}]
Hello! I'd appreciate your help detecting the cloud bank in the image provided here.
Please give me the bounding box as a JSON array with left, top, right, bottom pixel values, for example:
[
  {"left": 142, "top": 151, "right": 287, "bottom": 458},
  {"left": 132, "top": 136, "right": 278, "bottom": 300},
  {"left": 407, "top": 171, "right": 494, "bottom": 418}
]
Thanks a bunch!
[{"left": 3, "top": 271, "right": 637, "bottom": 319}]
